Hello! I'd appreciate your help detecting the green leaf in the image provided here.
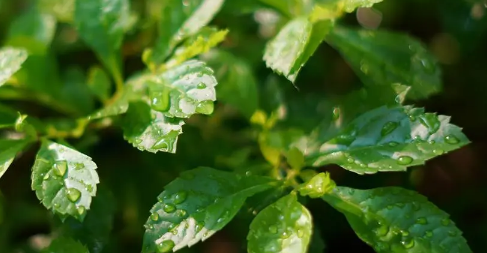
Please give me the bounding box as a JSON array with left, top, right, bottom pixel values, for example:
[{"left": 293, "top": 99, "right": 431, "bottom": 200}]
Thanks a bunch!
[
  {"left": 323, "top": 0, "right": 384, "bottom": 13},
  {"left": 0, "top": 139, "right": 31, "bottom": 179},
  {"left": 142, "top": 167, "right": 278, "bottom": 253},
  {"left": 0, "top": 47, "right": 28, "bottom": 86},
  {"left": 0, "top": 104, "right": 18, "bottom": 128},
  {"left": 122, "top": 101, "right": 184, "bottom": 154},
  {"left": 304, "top": 105, "right": 469, "bottom": 174},
  {"left": 162, "top": 28, "right": 228, "bottom": 70},
  {"left": 87, "top": 66, "right": 112, "bottom": 102},
  {"left": 297, "top": 172, "right": 336, "bottom": 198},
  {"left": 286, "top": 147, "right": 305, "bottom": 169},
  {"left": 5, "top": 8, "right": 56, "bottom": 55},
  {"left": 74, "top": 0, "right": 130, "bottom": 83},
  {"left": 202, "top": 49, "right": 259, "bottom": 118},
  {"left": 326, "top": 26, "right": 441, "bottom": 100},
  {"left": 264, "top": 17, "right": 333, "bottom": 83},
  {"left": 322, "top": 186, "right": 472, "bottom": 252},
  {"left": 38, "top": 0, "right": 75, "bottom": 23},
  {"left": 60, "top": 67, "right": 95, "bottom": 115},
  {"left": 150, "top": 0, "right": 225, "bottom": 65},
  {"left": 42, "top": 237, "right": 89, "bottom": 253},
  {"left": 258, "top": 0, "right": 311, "bottom": 17},
  {"left": 247, "top": 193, "right": 313, "bottom": 253},
  {"left": 31, "top": 140, "right": 99, "bottom": 221},
  {"left": 148, "top": 60, "right": 217, "bottom": 118}
]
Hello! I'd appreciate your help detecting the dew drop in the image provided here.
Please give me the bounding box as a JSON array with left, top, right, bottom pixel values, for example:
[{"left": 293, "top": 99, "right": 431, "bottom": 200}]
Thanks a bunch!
[
  {"left": 375, "top": 224, "right": 389, "bottom": 236},
  {"left": 441, "top": 218, "right": 451, "bottom": 226},
  {"left": 297, "top": 229, "right": 304, "bottom": 238},
  {"left": 196, "top": 207, "right": 204, "bottom": 213},
  {"left": 401, "top": 237, "right": 415, "bottom": 249},
  {"left": 157, "top": 240, "right": 175, "bottom": 253},
  {"left": 43, "top": 173, "right": 50, "bottom": 180},
  {"left": 195, "top": 100, "right": 214, "bottom": 115},
  {"left": 401, "top": 230, "right": 410, "bottom": 237},
  {"left": 74, "top": 162, "right": 85, "bottom": 170},
  {"left": 332, "top": 107, "right": 340, "bottom": 120},
  {"left": 53, "top": 160, "right": 68, "bottom": 177},
  {"left": 178, "top": 209, "right": 187, "bottom": 218},
  {"left": 433, "top": 149, "right": 444, "bottom": 155},
  {"left": 150, "top": 212, "right": 159, "bottom": 221},
  {"left": 448, "top": 230, "right": 457, "bottom": 237},
  {"left": 409, "top": 115, "right": 416, "bottom": 121},
  {"left": 173, "top": 191, "right": 188, "bottom": 204},
  {"left": 278, "top": 215, "right": 285, "bottom": 220},
  {"left": 397, "top": 156, "right": 413, "bottom": 165},
  {"left": 168, "top": 223, "right": 177, "bottom": 230},
  {"left": 77, "top": 206, "right": 85, "bottom": 216},
  {"left": 411, "top": 202, "right": 420, "bottom": 211},
  {"left": 428, "top": 140, "right": 436, "bottom": 145},
  {"left": 134, "top": 138, "right": 142, "bottom": 144},
  {"left": 217, "top": 217, "right": 224, "bottom": 223},
  {"left": 163, "top": 204, "right": 176, "bottom": 213},
  {"left": 444, "top": 135, "right": 459, "bottom": 144},
  {"left": 196, "top": 222, "right": 205, "bottom": 232},
  {"left": 66, "top": 188, "right": 81, "bottom": 202},
  {"left": 269, "top": 225, "right": 278, "bottom": 234},
  {"left": 388, "top": 141, "right": 399, "bottom": 147},
  {"left": 150, "top": 90, "right": 171, "bottom": 112},
  {"left": 335, "top": 134, "right": 355, "bottom": 146},
  {"left": 280, "top": 231, "right": 290, "bottom": 239},
  {"left": 381, "top": 121, "right": 398, "bottom": 136},
  {"left": 196, "top": 82, "right": 207, "bottom": 89},
  {"left": 424, "top": 230, "right": 433, "bottom": 238},
  {"left": 346, "top": 157, "right": 354, "bottom": 163},
  {"left": 416, "top": 217, "right": 428, "bottom": 225}
]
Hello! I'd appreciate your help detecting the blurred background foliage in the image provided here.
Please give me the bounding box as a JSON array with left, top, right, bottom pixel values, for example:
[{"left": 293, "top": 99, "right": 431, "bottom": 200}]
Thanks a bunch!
[{"left": 0, "top": 0, "right": 486, "bottom": 252}]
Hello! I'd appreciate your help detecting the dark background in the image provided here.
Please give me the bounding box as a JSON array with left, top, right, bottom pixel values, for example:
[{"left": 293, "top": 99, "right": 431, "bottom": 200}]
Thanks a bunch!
[{"left": 0, "top": 0, "right": 486, "bottom": 252}]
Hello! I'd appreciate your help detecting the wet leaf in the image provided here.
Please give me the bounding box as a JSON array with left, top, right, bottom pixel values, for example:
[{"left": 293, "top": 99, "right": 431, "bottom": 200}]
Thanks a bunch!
[
  {"left": 41, "top": 237, "right": 89, "bottom": 253},
  {"left": 0, "top": 139, "right": 31, "bottom": 179},
  {"left": 0, "top": 47, "right": 28, "bottom": 86}
]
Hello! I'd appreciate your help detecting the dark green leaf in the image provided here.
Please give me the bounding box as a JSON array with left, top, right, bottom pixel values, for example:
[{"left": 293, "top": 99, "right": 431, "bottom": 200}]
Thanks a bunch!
[
  {"left": 202, "top": 49, "right": 259, "bottom": 118},
  {"left": 304, "top": 105, "right": 469, "bottom": 174},
  {"left": 60, "top": 67, "right": 95, "bottom": 115},
  {"left": 5, "top": 8, "right": 56, "bottom": 55},
  {"left": 31, "top": 140, "right": 99, "bottom": 221},
  {"left": 87, "top": 66, "right": 112, "bottom": 102},
  {"left": 42, "top": 237, "right": 89, "bottom": 253},
  {"left": 322, "top": 186, "right": 472, "bottom": 252},
  {"left": 38, "top": 0, "right": 75, "bottom": 23},
  {"left": 148, "top": 60, "right": 217, "bottom": 118},
  {"left": 0, "top": 47, "right": 28, "bottom": 86},
  {"left": 0, "top": 139, "right": 31, "bottom": 179},
  {"left": 326, "top": 26, "right": 441, "bottom": 100},
  {"left": 0, "top": 104, "right": 18, "bottom": 128},
  {"left": 142, "top": 167, "right": 278, "bottom": 253},
  {"left": 122, "top": 101, "right": 184, "bottom": 154},
  {"left": 74, "top": 0, "right": 130, "bottom": 83},
  {"left": 264, "top": 17, "right": 333, "bottom": 83},
  {"left": 150, "top": 0, "right": 225, "bottom": 65},
  {"left": 247, "top": 193, "right": 313, "bottom": 253}
]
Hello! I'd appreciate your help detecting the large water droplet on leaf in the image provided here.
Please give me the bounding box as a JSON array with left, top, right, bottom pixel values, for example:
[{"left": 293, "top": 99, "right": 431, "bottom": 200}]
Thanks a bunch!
[
  {"left": 401, "top": 237, "right": 415, "bottom": 249},
  {"left": 157, "top": 240, "right": 175, "bottom": 253},
  {"left": 150, "top": 212, "right": 159, "bottom": 221},
  {"left": 441, "top": 218, "right": 451, "bottom": 226},
  {"left": 197, "top": 82, "right": 206, "bottom": 89},
  {"left": 419, "top": 114, "right": 441, "bottom": 134},
  {"left": 444, "top": 135, "right": 459, "bottom": 144},
  {"left": 163, "top": 204, "right": 176, "bottom": 213},
  {"left": 66, "top": 188, "right": 81, "bottom": 202},
  {"left": 416, "top": 217, "right": 428, "bottom": 225},
  {"left": 173, "top": 191, "right": 188, "bottom": 204},
  {"left": 381, "top": 121, "right": 398, "bottom": 136},
  {"left": 150, "top": 89, "right": 171, "bottom": 112},
  {"left": 397, "top": 156, "right": 413, "bottom": 165},
  {"left": 77, "top": 206, "right": 85, "bottom": 215},
  {"left": 53, "top": 160, "right": 68, "bottom": 177},
  {"left": 195, "top": 100, "right": 214, "bottom": 114}
]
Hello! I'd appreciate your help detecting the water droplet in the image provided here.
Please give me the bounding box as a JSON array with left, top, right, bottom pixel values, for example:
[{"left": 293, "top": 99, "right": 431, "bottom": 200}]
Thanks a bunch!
[
  {"left": 397, "top": 156, "right": 413, "bottom": 165},
  {"left": 217, "top": 217, "right": 224, "bottom": 223},
  {"left": 278, "top": 215, "right": 285, "bottom": 220},
  {"left": 163, "top": 204, "right": 176, "bottom": 213},
  {"left": 53, "top": 203, "right": 60, "bottom": 208},
  {"left": 411, "top": 202, "right": 420, "bottom": 211},
  {"left": 195, "top": 100, "right": 214, "bottom": 115},
  {"left": 53, "top": 160, "right": 68, "bottom": 177},
  {"left": 150, "top": 212, "right": 159, "bottom": 221},
  {"left": 177, "top": 209, "right": 187, "bottom": 218},
  {"left": 441, "top": 218, "right": 451, "bottom": 226},
  {"left": 196, "top": 207, "right": 204, "bottom": 213},
  {"left": 197, "top": 83, "right": 207, "bottom": 89},
  {"left": 74, "top": 162, "right": 85, "bottom": 170},
  {"left": 157, "top": 240, "right": 175, "bottom": 253},
  {"left": 416, "top": 217, "right": 428, "bottom": 225},
  {"left": 196, "top": 222, "right": 205, "bottom": 232},
  {"left": 424, "top": 230, "right": 433, "bottom": 238},
  {"left": 152, "top": 139, "right": 168, "bottom": 150},
  {"left": 433, "top": 149, "right": 444, "bottom": 155},
  {"left": 85, "top": 185, "right": 93, "bottom": 193},
  {"left": 346, "top": 157, "right": 354, "bottom": 163},
  {"left": 444, "top": 135, "right": 459, "bottom": 144},
  {"left": 134, "top": 138, "right": 142, "bottom": 144},
  {"left": 421, "top": 59, "right": 435, "bottom": 73},
  {"left": 375, "top": 224, "right": 389, "bottom": 236},
  {"left": 419, "top": 114, "right": 441, "bottom": 134},
  {"left": 43, "top": 173, "right": 50, "bottom": 180},
  {"left": 381, "top": 121, "right": 398, "bottom": 136},
  {"left": 360, "top": 61, "right": 369, "bottom": 74},
  {"left": 428, "top": 140, "right": 436, "bottom": 145},
  {"left": 332, "top": 107, "right": 340, "bottom": 120},
  {"left": 335, "top": 134, "right": 355, "bottom": 146},
  {"left": 401, "top": 237, "right": 415, "bottom": 249},
  {"left": 66, "top": 188, "right": 81, "bottom": 202},
  {"left": 448, "top": 230, "right": 457, "bottom": 236},
  {"left": 168, "top": 223, "right": 177, "bottom": 230},
  {"left": 297, "top": 229, "right": 304, "bottom": 237},
  {"left": 269, "top": 225, "right": 277, "bottom": 234},
  {"left": 77, "top": 206, "right": 85, "bottom": 215},
  {"left": 281, "top": 231, "right": 290, "bottom": 239},
  {"left": 173, "top": 191, "right": 188, "bottom": 204},
  {"left": 401, "top": 230, "right": 410, "bottom": 237},
  {"left": 150, "top": 89, "right": 171, "bottom": 112}
]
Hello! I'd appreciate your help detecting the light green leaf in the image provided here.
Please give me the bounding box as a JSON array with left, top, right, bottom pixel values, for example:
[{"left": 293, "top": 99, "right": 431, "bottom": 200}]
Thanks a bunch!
[
  {"left": 31, "top": 140, "right": 99, "bottom": 221},
  {"left": 38, "top": 0, "right": 75, "bottom": 23},
  {"left": 122, "top": 101, "right": 184, "bottom": 154},
  {"left": 41, "top": 237, "right": 89, "bottom": 253},
  {"left": 163, "top": 28, "right": 228, "bottom": 70},
  {"left": 326, "top": 26, "right": 441, "bottom": 100},
  {"left": 87, "top": 66, "right": 112, "bottom": 102},
  {"left": 248, "top": 193, "right": 313, "bottom": 253},
  {"left": 264, "top": 17, "right": 333, "bottom": 83},
  {"left": 0, "top": 139, "right": 31, "bottom": 179},
  {"left": 258, "top": 0, "right": 311, "bottom": 17},
  {"left": 74, "top": 0, "right": 130, "bottom": 83},
  {"left": 202, "top": 49, "right": 259, "bottom": 118},
  {"left": 148, "top": 60, "right": 217, "bottom": 118},
  {"left": 297, "top": 172, "right": 335, "bottom": 198},
  {"left": 321, "top": 0, "right": 384, "bottom": 13},
  {"left": 0, "top": 47, "right": 28, "bottom": 86},
  {"left": 286, "top": 147, "right": 305, "bottom": 169},
  {"left": 5, "top": 8, "right": 56, "bottom": 55},
  {"left": 322, "top": 186, "right": 472, "bottom": 253},
  {"left": 142, "top": 167, "right": 278, "bottom": 253},
  {"left": 150, "top": 0, "right": 225, "bottom": 65},
  {"left": 304, "top": 105, "right": 469, "bottom": 174}
]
